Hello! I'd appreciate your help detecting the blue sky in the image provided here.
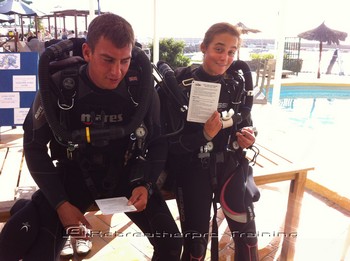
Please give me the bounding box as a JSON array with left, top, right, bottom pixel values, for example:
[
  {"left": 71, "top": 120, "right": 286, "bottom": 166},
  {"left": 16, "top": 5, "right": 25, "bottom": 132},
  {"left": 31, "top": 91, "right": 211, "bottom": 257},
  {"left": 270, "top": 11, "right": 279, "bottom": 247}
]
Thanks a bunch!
[{"left": 32, "top": 0, "right": 350, "bottom": 44}]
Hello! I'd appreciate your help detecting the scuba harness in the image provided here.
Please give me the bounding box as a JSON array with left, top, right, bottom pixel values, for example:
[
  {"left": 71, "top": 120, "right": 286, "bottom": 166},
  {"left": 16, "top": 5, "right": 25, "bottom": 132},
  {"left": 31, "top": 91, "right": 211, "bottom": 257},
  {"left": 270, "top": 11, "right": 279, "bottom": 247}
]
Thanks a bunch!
[
  {"left": 154, "top": 58, "right": 260, "bottom": 198},
  {"left": 39, "top": 39, "right": 154, "bottom": 150},
  {"left": 39, "top": 39, "right": 155, "bottom": 197},
  {"left": 154, "top": 60, "right": 257, "bottom": 156}
]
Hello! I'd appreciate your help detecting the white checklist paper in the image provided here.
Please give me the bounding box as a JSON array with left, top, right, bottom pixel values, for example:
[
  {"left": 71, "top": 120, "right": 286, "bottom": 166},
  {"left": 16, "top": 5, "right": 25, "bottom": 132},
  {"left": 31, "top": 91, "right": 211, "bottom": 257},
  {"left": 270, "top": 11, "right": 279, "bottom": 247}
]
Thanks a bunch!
[
  {"left": 186, "top": 80, "right": 221, "bottom": 123},
  {"left": 95, "top": 197, "right": 137, "bottom": 215}
]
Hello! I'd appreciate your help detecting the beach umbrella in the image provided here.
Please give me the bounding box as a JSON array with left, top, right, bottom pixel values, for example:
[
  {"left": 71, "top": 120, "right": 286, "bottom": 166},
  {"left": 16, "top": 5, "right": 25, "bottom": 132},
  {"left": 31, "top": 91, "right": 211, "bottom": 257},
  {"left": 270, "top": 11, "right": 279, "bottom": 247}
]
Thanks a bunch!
[
  {"left": 236, "top": 22, "right": 261, "bottom": 34},
  {"left": 0, "top": 0, "right": 46, "bottom": 42},
  {"left": 298, "top": 22, "right": 348, "bottom": 78},
  {"left": 0, "top": 13, "right": 14, "bottom": 23},
  {"left": 0, "top": 0, "right": 38, "bottom": 16}
]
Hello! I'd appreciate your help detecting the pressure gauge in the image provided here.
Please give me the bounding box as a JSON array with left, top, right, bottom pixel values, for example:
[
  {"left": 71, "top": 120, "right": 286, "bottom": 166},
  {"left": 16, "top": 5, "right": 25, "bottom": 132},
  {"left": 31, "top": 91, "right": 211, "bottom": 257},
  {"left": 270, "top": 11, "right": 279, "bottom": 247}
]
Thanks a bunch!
[
  {"left": 206, "top": 141, "right": 214, "bottom": 152},
  {"left": 135, "top": 125, "right": 147, "bottom": 138},
  {"left": 232, "top": 141, "right": 240, "bottom": 150}
]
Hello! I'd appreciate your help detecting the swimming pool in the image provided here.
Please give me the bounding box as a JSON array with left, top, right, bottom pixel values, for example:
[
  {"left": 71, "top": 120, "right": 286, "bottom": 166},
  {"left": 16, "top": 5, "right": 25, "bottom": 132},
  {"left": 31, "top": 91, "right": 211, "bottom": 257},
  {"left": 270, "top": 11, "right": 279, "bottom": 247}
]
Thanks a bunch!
[
  {"left": 266, "top": 85, "right": 350, "bottom": 128},
  {"left": 268, "top": 85, "right": 350, "bottom": 100}
]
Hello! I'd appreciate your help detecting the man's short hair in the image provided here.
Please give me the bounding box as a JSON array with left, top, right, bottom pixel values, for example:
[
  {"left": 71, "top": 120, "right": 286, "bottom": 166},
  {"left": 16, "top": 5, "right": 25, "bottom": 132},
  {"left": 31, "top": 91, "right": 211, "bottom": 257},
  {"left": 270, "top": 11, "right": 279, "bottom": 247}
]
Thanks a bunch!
[{"left": 86, "top": 13, "right": 135, "bottom": 52}]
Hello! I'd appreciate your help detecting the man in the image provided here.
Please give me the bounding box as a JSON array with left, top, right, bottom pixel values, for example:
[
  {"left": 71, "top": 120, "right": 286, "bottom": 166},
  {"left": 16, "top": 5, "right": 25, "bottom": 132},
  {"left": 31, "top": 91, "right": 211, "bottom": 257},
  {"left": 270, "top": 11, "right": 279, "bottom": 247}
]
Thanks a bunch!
[{"left": 0, "top": 13, "right": 182, "bottom": 261}]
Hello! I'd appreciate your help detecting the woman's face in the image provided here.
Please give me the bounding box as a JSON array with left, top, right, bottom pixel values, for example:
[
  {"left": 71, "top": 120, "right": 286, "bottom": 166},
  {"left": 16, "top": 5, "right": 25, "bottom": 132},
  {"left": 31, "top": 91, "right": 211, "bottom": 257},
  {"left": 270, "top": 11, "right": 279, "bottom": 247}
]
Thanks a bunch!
[
  {"left": 82, "top": 36, "right": 132, "bottom": 90},
  {"left": 200, "top": 33, "right": 239, "bottom": 76}
]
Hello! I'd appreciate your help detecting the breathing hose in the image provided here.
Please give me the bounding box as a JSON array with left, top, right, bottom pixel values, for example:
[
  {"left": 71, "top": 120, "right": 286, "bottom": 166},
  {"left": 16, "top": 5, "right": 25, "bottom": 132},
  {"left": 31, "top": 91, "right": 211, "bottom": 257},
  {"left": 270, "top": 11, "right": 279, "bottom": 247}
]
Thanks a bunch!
[{"left": 229, "top": 60, "right": 254, "bottom": 122}]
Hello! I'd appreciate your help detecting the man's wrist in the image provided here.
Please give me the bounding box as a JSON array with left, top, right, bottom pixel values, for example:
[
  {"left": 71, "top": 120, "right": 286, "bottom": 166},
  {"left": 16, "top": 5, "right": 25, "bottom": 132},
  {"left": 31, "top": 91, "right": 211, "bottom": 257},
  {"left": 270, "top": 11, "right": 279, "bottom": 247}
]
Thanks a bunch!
[{"left": 142, "top": 182, "right": 153, "bottom": 197}]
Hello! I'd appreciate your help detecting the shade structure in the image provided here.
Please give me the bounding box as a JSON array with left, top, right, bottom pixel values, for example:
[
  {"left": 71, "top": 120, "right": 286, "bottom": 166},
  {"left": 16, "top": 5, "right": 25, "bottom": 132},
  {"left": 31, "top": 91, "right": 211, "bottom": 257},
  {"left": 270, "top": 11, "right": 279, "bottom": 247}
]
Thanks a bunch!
[
  {"left": 0, "top": 13, "right": 14, "bottom": 23},
  {"left": 0, "top": 0, "right": 46, "bottom": 44},
  {"left": 298, "top": 22, "right": 348, "bottom": 78},
  {"left": 0, "top": 0, "right": 39, "bottom": 16}
]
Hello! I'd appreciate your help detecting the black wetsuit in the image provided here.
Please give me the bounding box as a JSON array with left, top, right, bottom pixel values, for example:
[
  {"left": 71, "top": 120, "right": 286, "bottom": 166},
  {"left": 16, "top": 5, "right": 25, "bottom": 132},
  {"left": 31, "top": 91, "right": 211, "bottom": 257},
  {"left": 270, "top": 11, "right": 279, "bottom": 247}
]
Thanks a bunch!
[
  {"left": 167, "top": 61, "right": 259, "bottom": 261},
  {"left": 0, "top": 63, "right": 182, "bottom": 261}
]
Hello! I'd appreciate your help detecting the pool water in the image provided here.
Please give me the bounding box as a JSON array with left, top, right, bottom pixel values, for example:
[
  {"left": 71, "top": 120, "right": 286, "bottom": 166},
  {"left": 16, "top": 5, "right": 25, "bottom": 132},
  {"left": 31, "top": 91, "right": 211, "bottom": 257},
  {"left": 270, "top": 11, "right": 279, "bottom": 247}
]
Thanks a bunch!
[
  {"left": 267, "top": 86, "right": 350, "bottom": 128},
  {"left": 279, "top": 98, "right": 350, "bottom": 128},
  {"left": 272, "top": 85, "right": 350, "bottom": 99}
]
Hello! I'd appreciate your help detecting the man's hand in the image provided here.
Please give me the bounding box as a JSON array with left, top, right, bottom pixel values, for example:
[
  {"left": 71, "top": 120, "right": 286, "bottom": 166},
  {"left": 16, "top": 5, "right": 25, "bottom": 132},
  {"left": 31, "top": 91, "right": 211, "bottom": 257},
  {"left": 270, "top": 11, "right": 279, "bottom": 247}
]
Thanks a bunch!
[
  {"left": 127, "top": 186, "right": 148, "bottom": 212},
  {"left": 236, "top": 126, "right": 255, "bottom": 149},
  {"left": 56, "top": 201, "right": 91, "bottom": 231}
]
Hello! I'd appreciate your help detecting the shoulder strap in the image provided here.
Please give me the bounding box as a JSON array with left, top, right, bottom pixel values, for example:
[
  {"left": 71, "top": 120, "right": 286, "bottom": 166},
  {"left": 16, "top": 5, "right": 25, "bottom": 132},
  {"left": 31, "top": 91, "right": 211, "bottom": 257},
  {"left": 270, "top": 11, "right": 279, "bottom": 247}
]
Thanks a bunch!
[
  {"left": 58, "top": 64, "right": 81, "bottom": 110},
  {"left": 124, "top": 59, "right": 143, "bottom": 107},
  {"left": 52, "top": 57, "right": 85, "bottom": 139}
]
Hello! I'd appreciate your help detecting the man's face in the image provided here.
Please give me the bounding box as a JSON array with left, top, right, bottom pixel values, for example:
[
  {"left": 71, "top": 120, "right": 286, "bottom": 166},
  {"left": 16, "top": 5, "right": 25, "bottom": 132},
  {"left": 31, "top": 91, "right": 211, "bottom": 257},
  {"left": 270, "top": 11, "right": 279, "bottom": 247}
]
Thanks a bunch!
[{"left": 82, "top": 37, "right": 132, "bottom": 90}]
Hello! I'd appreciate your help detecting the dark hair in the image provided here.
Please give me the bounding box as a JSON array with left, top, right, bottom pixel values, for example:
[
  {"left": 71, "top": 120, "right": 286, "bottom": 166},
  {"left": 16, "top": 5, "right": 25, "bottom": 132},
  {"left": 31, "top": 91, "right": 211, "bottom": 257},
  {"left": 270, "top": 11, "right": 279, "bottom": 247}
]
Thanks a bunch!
[
  {"left": 202, "top": 22, "right": 241, "bottom": 48},
  {"left": 86, "top": 13, "right": 135, "bottom": 52}
]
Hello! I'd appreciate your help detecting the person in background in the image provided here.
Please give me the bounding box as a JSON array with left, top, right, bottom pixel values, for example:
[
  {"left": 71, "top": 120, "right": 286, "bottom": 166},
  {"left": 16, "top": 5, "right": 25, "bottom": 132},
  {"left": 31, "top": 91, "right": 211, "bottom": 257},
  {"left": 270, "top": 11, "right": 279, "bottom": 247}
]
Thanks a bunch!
[
  {"left": 166, "top": 22, "right": 259, "bottom": 260},
  {"left": 61, "top": 29, "right": 68, "bottom": 40},
  {"left": 67, "top": 30, "right": 75, "bottom": 39},
  {"left": 0, "top": 13, "right": 182, "bottom": 261},
  {"left": 26, "top": 31, "right": 36, "bottom": 42}
]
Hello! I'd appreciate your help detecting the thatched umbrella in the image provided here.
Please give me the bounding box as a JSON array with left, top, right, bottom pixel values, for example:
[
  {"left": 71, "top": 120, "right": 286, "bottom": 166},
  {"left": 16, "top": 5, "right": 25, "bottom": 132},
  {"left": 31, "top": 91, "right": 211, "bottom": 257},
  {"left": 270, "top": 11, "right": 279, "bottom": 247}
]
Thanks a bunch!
[
  {"left": 235, "top": 22, "right": 261, "bottom": 59},
  {"left": 236, "top": 22, "right": 261, "bottom": 34},
  {"left": 298, "top": 22, "right": 348, "bottom": 78}
]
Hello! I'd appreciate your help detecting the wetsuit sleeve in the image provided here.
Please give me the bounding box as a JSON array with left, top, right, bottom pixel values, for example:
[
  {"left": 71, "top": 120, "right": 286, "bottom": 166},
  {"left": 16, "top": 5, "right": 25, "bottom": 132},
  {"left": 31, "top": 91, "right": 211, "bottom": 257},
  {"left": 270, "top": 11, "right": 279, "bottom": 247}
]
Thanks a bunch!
[
  {"left": 23, "top": 93, "right": 68, "bottom": 210},
  {"left": 144, "top": 89, "right": 168, "bottom": 185}
]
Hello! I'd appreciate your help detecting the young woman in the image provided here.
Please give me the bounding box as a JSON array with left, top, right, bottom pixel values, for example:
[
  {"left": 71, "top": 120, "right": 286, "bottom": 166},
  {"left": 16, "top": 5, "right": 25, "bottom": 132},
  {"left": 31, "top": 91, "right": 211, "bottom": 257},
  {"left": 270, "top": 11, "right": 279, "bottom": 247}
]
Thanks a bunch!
[{"left": 167, "top": 22, "right": 259, "bottom": 261}]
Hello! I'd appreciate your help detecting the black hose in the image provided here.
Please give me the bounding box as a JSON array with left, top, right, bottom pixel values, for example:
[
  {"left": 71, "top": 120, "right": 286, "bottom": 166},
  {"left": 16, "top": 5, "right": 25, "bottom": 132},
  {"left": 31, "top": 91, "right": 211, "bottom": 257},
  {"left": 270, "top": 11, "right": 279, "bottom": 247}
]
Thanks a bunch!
[
  {"left": 156, "top": 61, "right": 188, "bottom": 113},
  {"left": 229, "top": 60, "right": 254, "bottom": 121},
  {"left": 122, "top": 47, "right": 153, "bottom": 135},
  {"left": 155, "top": 61, "right": 188, "bottom": 137}
]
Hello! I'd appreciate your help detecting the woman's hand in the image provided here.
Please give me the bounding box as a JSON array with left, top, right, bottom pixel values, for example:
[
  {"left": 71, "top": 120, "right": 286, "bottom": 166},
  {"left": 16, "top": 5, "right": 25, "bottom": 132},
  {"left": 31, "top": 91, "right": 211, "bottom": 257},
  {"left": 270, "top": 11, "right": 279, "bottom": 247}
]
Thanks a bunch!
[
  {"left": 236, "top": 126, "right": 255, "bottom": 149},
  {"left": 203, "top": 111, "right": 222, "bottom": 140},
  {"left": 128, "top": 186, "right": 148, "bottom": 212}
]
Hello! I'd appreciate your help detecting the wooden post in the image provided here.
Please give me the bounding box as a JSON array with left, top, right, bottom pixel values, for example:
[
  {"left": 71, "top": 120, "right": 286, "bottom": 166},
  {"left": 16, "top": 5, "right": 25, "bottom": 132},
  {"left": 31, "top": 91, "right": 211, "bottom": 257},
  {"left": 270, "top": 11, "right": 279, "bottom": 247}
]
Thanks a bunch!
[
  {"left": 280, "top": 171, "right": 307, "bottom": 260},
  {"left": 317, "top": 41, "right": 322, "bottom": 79}
]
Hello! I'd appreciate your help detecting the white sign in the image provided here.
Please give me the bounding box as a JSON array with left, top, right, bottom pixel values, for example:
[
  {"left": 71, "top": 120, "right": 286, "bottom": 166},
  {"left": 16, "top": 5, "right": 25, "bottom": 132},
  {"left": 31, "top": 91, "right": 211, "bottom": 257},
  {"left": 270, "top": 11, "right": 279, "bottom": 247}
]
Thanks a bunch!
[
  {"left": 14, "top": 108, "right": 30, "bottom": 124},
  {"left": 0, "top": 92, "right": 20, "bottom": 108},
  {"left": 13, "top": 75, "right": 37, "bottom": 92}
]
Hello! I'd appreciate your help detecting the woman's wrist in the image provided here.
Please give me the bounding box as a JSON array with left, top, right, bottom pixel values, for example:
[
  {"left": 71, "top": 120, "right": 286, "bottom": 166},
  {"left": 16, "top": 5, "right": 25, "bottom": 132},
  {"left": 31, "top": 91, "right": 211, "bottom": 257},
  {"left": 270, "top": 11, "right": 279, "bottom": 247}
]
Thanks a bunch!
[{"left": 203, "top": 129, "right": 213, "bottom": 141}]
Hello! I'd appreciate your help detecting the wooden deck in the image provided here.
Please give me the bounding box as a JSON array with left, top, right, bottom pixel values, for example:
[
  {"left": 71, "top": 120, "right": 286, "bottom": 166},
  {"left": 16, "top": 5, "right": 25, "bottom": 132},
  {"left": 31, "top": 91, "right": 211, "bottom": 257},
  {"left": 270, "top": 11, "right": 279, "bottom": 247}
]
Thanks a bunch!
[{"left": 1, "top": 126, "right": 349, "bottom": 261}]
